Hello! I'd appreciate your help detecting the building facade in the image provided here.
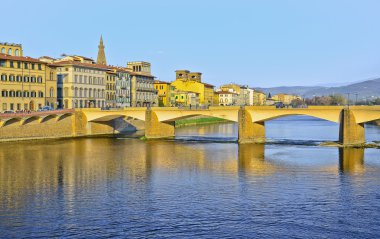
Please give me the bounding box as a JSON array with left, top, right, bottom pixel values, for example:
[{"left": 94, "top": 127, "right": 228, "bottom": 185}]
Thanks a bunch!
[
  {"left": 154, "top": 80, "right": 175, "bottom": 107},
  {"left": 170, "top": 70, "right": 214, "bottom": 106},
  {"left": 253, "top": 91, "right": 266, "bottom": 105},
  {"left": 55, "top": 58, "right": 108, "bottom": 109},
  {"left": 114, "top": 68, "right": 131, "bottom": 108},
  {"left": 0, "top": 42, "right": 23, "bottom": 56},
  {"left": 127, "top": 62, "right": 157, "bottom": 107},
  {"left": 0, "top": 52, "right": 57, "bottom": 111},
  {"left": 217, "top": 91, "right": 238, "bottom": 106}
]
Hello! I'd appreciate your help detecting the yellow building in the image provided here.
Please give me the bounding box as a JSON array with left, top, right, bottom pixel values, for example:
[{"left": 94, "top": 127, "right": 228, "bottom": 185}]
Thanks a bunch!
[
  {"left": 170, "top": 70, "right": 214, "bottom": 106},
  {"left": 174, "top": 91, "right": 199, "bottom": 107},
  {"left": 0, "top": 52, "right": 57, "bottom": 111},
  {"left": 272, "top": 93, "right": 301, "bottom": 105},
  {"left": 0, "top": 42, "right": 23, "bottom": 56},
  {"left": 106, "top": 71, "right": 116, "bottom": 107},
  {"left": 154, "top": 80, "right": 175, "bottom": 107},
  {"left": 253, "top": 91, "right": 266, "bottom": 106},
  {"left": 220, "top": 83, "right": 241, "bottom": 94}
]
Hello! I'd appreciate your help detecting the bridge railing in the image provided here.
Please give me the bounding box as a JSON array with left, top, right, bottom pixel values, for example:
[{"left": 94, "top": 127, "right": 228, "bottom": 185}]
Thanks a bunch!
[{"left": 0, "top": 109, "right": 75, "bottom": 119}]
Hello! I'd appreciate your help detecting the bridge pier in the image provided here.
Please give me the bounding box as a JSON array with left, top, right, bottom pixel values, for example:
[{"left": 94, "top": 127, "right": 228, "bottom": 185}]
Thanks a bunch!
[
  {"left": 238, "top": 108, "right": 265, "bottom": 143},
  {"left": 145, "top": 110, "right": 175, "bottom": 139},
  {"left": 339, "top": 109, "right": 365, "bottom": 146}
]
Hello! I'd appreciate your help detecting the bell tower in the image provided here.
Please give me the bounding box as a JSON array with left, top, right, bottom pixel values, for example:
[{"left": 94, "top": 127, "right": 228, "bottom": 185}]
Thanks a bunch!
[{"left": 97, "top": 35, "right": 107, "bottom": 65}]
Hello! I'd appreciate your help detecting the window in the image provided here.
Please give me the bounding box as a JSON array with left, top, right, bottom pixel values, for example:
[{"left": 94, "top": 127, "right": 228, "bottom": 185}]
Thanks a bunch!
[
  {"left": 9, "top": 75, "right": 14, "bottom": 81},
  {"left": 16, "top": 75, "right": 21, "bottom": 82},
  {"left": 8, "top": 48, "right": 12, "bottom": 55},
  {"left": 17, "top": 62, "right": 21, "bottom": 68},
  {"left": 24, "top": 63, "right": 28, "bottom": 69},
  {"left": 38, "top": 64, "right": 42, "bottom": 70},
  {"left": 23, "top": 76, "right": 29, "bottom": 82},
  {"left": 50, "top": 87, "right": 54, "bottom": 97},
  {"left": 0, "top": 60, "right": 5, "bottom": 67},
  {"left": 37, "top": 76, "right": 42, "bottom": 83},
  {"left": 31, "top": 63, "right": 35, "bottom": 70},
  {"left": 38, "top": 91, "right": 44, "bottom": 97},
  {"left": 1, "top": 74, "right": 7, "bottom": 81},
  {"left": 15, "top": 49, "right": 19, "bottom": 56},
  {"left": 10, "top": 61, "right": 14, "bottom": 68},
  {"left": 1, "top": 48, "right": 4, "bottom": 54}
]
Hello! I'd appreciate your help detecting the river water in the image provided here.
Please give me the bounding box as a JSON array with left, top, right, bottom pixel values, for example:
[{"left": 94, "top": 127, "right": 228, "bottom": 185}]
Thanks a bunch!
[{"left": 0, "top": 116, "right": 379, "bottom": 238}]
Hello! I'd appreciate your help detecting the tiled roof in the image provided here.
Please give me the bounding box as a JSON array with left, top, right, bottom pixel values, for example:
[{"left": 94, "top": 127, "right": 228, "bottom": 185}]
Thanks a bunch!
[
  {"left": 154, "top": 80, "right": 170, "bottom": 84},
  {"left": 54, "top": 60, "right": 112, "bottom": 70},
  {"left": 0, "top": 53, "right": 45, "bottom": 63}
]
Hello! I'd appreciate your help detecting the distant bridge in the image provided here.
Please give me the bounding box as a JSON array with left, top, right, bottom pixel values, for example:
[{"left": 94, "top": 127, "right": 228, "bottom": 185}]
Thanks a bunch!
[{"left": 1, "top": 106, "right": 380, "bottom": 146}]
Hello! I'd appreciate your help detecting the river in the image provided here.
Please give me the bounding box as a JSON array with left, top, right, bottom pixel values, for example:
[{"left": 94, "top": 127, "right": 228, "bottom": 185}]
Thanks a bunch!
[{"left": 0, "top": 116, "right": 379, "bottom": 238}]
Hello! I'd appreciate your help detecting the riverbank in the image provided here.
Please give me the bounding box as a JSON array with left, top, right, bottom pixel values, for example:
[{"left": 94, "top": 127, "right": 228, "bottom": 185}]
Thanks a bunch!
[{"left": 175, "top": 116, "right": 230, "bottom": 128}]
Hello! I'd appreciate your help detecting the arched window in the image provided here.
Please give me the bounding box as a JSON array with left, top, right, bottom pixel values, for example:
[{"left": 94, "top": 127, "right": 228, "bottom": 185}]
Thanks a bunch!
[
  {"left": 79, "top": 88, "right": 83, "bottom": 97},
  {"left": 24, "top": 91, "right": 29, "bottom": 97},
  {"left": 1, "top": 74, "right": 7, "bottom": 81},
  {"left": 1, "top": 48, "right": 5, "bottom": 54},
  {"left": 50, "top": 87, "right": 54, "bottom": 97},
  {"left": 38, "top": 91, "right": 43, "bottom": 97},
  {"left": 8, "top": 48, "right": 12, "bottom": 55},
  {"left": 15, "top": 49, "right": 19, "bottom": 56},
  {"left": 9, "top": 75, "right": 14, "bottom": 81},
  {"left": 37, "top": 76, "right": 42, "bottom": 83}
]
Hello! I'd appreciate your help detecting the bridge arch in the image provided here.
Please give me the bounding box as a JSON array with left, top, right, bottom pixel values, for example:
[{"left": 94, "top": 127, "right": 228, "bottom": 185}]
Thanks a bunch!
[
  {"left": 57, "top": 113, "right": 73, "bottom": 121},
  {"left": 21, "top": 116, "right": 41, "bottom": 125},
  {"left": 2, "top": 118, "right": 22, "bottom": 127},
  {"left": 246, "top": 108, "right": 342, "bottom": 123},
  {"left": 40, "top": 114, "right": 58, "bottom": 123}
]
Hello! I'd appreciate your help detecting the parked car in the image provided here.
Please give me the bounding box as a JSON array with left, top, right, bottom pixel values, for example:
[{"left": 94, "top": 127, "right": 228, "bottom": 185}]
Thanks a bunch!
[
  {"left": 2, "top": 110, "right": 15, "bottom": 114},
  {"left": 38, "top": 106, "right": 54, "bottom": 112},
  {"left": 275, "top": 102, "right": 286, "bottom": 108}
]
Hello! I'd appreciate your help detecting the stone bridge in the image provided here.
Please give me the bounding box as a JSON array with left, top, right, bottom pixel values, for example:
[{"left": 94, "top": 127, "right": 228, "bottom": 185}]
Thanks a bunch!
[
  {"left": 1, "top": 106, "right": 379, "bottom": 146},
  {"left": 79, "top": 106, "right": 380, "bottom": 146}
]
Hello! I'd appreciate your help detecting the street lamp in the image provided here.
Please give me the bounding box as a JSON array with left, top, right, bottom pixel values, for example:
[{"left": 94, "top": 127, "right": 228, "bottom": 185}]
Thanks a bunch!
[{"left": 346, "top": 93, "right": 350, "bottom": 109}]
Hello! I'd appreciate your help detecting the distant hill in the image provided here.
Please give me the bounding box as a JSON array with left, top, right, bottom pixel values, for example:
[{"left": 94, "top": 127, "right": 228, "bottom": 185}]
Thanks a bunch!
[{"left": 256, "top": 78, "right": 380, "bottom": 100}]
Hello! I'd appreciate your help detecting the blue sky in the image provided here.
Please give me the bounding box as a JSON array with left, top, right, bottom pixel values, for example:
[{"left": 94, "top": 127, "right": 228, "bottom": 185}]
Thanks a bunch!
[{"left": 1, "top": 0, "right": 380, "bottom": 87}]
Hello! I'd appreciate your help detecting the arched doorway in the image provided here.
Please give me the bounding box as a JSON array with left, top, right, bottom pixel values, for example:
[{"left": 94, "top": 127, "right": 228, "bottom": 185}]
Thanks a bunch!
[{"left": 29, "top": 100, "right": 34, "bottom": 111}]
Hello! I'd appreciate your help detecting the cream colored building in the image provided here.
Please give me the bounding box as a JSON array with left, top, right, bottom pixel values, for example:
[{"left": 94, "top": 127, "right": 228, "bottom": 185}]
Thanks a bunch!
[
  {"left": 0, "top": 50, "right": 57, "bottom": 111},
  {"left": 55, "top": 56, "right": 108, "bottom": 109},
  {"left": 217, "top": 91, "right": 238, "bottom": 106},
  {"left": 127, "top": 62, "right": 157, "bottom": 107}
]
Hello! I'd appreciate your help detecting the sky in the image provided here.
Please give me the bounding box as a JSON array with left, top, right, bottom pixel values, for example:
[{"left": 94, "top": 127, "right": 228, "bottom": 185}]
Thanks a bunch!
[{"left": 1, "top": 0, "right": 380, "bottom": 87}]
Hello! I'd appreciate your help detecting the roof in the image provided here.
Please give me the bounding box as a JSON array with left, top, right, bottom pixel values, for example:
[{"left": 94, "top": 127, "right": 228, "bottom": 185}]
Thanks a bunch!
[
  {"left": 216, "top": 91, "right": 238, "bottom": 95},
  {"left": 203, "top": 82, "right": 215, "bottom": 87},
  {"left": 154, "top": 80, "right": 170, "bottom": 84},
  {"left": 129, "top": 71, "right": 155, "bottom": 78},
  {"left": 0, "top": 53, "right": 45, "bottom": 63},
  {"left": 53, "top": 60, "right": 112, "bottom": 70},
  {"left": 39, "top": 56, "right": 55, "bottom": 60}
]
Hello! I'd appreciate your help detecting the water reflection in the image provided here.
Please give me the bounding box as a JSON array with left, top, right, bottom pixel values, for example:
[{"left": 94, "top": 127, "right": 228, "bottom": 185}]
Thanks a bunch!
[
  {"left": 238, "top": 144, "right": 276, "bottom": 176},
  {"left": 339, "top": 148, "right": 365, "bottom": 174}
]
